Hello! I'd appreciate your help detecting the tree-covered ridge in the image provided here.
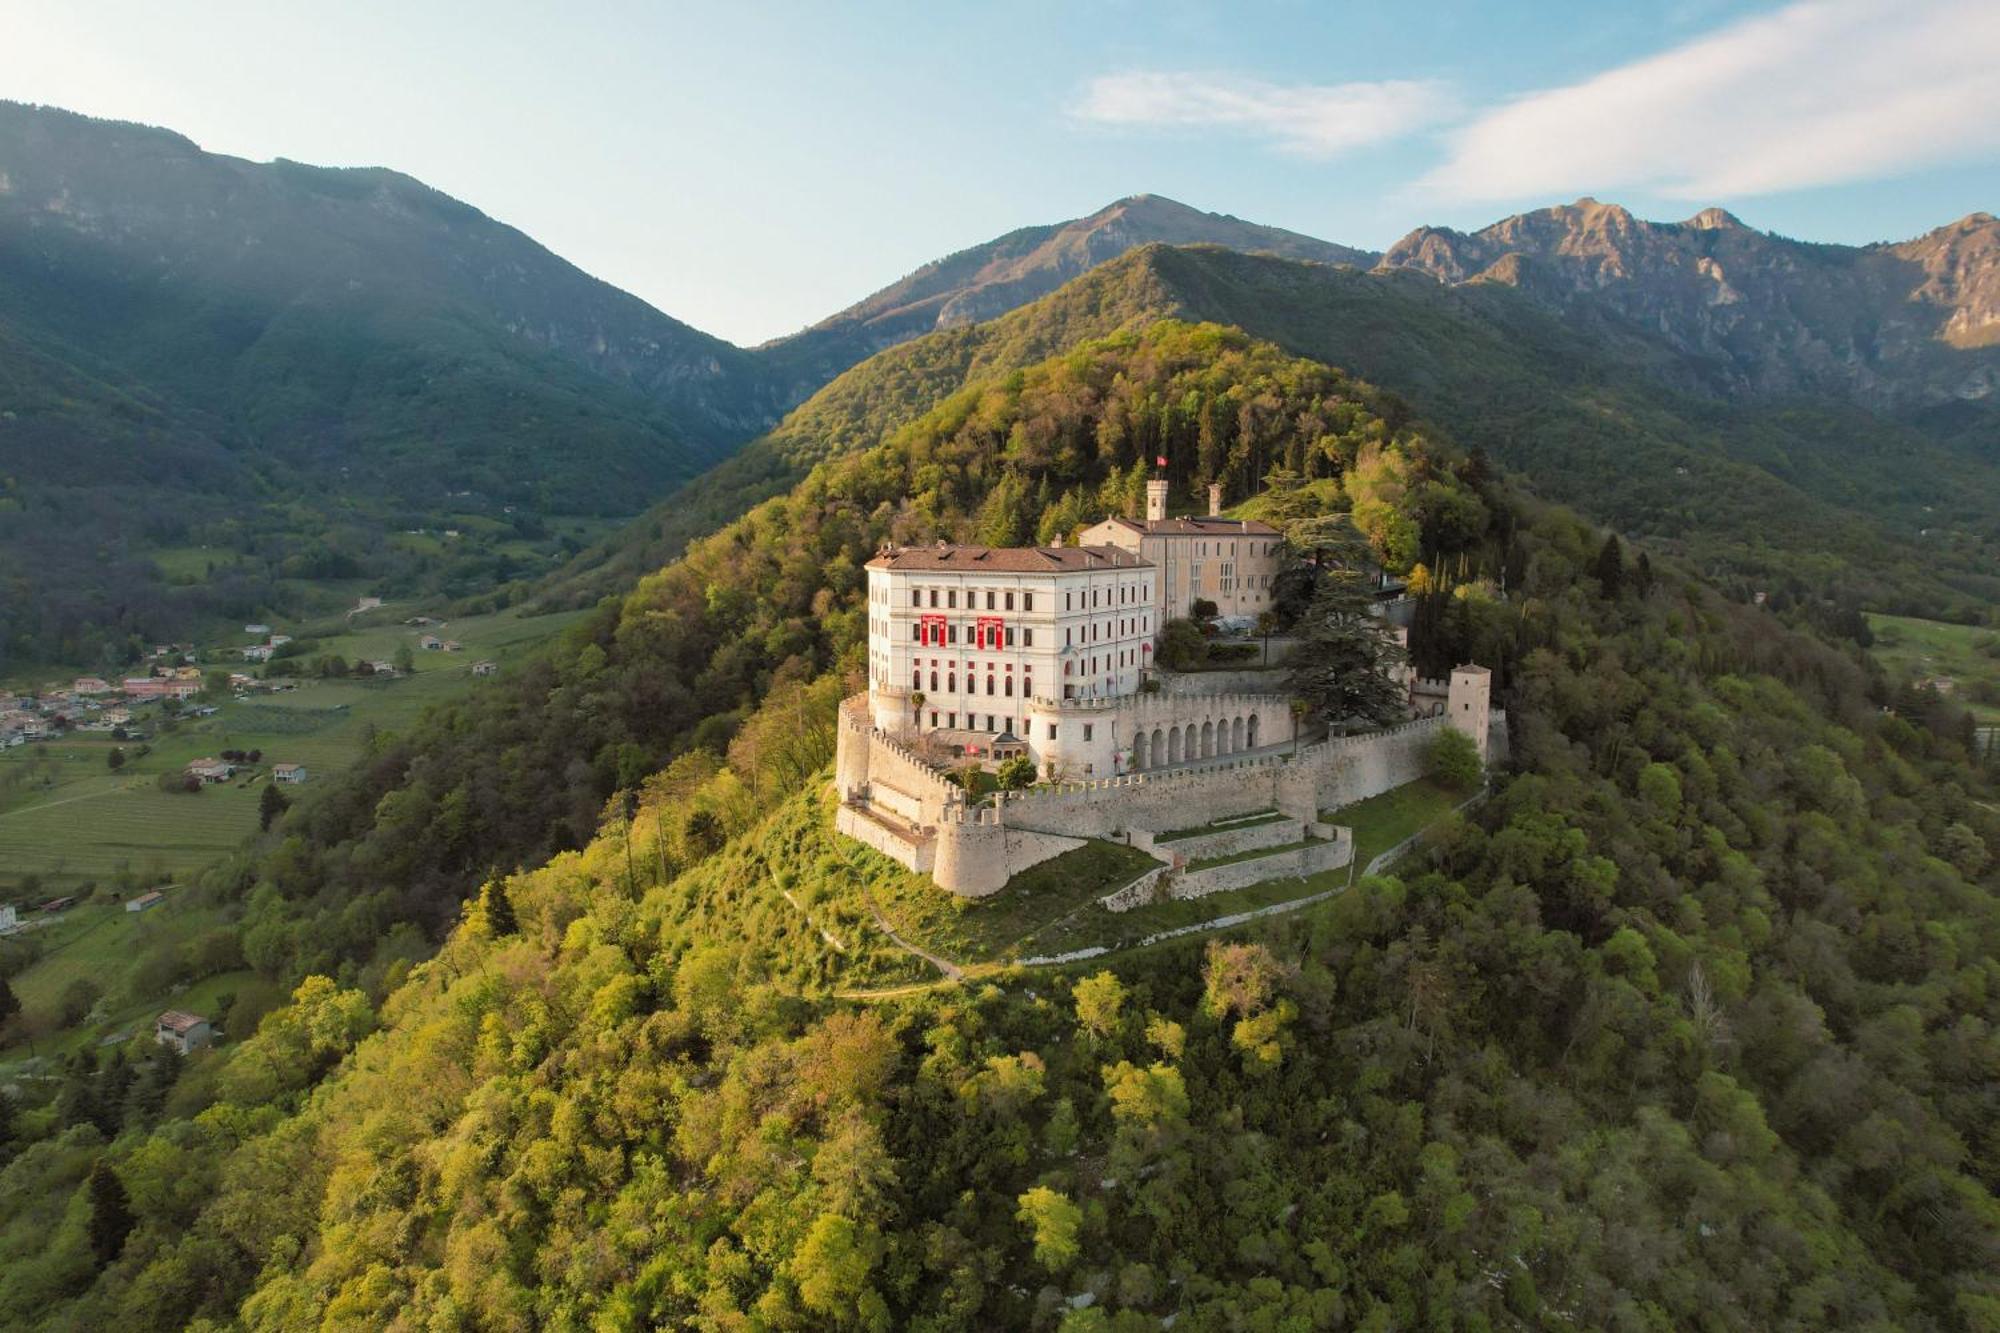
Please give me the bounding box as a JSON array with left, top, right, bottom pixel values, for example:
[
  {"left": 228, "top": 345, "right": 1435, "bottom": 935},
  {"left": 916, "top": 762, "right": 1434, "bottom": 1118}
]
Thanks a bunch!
[
  {"left": 7, "top": 484, "right": 1995, "bottom": 1330},
  {"left": 0, "top": 100, "right": 772, "bottom": 667},
  {"left": 214, "top": 320, "right": 1487, "bottom": 985},
  {"left": 530, "top": 243, "right": 1192, "bottom": 611},
  {"left": 1139, "top": 244, "right": 2000, "bottom": 623}
]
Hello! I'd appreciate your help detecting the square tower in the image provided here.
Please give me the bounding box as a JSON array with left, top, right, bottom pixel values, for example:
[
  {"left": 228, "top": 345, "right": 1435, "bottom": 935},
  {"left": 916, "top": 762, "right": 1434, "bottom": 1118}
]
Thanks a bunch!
[{"left": 1448, "top": 664, "right": 1492, "bottom": 761}]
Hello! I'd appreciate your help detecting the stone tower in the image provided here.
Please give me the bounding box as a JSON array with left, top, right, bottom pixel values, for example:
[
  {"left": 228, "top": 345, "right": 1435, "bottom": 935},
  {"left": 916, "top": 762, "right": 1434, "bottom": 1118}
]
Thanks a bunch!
[
  {"left": 1208, "top": 483, "right": 1223, "bottom": 516},
  {"left": 1146, "top": 478, "right": 1169, "bottom": 522},
  {"left": 1448, "top": 664, "right": 1492, "bottom": 761}
]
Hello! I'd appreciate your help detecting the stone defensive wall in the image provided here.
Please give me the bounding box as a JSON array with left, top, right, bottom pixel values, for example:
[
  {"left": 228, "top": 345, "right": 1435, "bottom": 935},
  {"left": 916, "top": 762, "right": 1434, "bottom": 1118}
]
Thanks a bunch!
[
  {"left": 835, "top": 691, "right": 1504, "bottom": 898},
  {"left": 931, "top": 805, "right": 1084, "bottom": 898},
  {"left": 996, "top": 714, "right": 1452, "bottom": 841}
]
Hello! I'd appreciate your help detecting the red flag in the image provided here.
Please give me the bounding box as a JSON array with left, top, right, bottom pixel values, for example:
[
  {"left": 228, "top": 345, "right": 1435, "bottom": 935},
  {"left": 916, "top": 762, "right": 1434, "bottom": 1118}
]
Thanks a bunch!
[{"left": 1154, "top": 455, "right": 1167, "bottom": 468}]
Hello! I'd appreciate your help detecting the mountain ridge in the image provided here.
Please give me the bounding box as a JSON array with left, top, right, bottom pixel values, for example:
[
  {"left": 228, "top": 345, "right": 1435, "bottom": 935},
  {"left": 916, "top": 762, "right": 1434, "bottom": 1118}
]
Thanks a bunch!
[{"left": 1377, "top": 197, "right": 2000, "bottom": 407}]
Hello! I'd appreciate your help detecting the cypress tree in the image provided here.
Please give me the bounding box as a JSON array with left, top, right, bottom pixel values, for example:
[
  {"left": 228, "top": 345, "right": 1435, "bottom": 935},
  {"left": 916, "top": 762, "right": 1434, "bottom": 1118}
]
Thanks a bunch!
[
  {"left": 479, "top": 881, "right": 518, "bottom": 938},
  {"left": 86, "top": 1159, "right": 135, "bottom": 1265},
  {"left": 1595, "top": 534, "right": 1626, "bottom": 596}
]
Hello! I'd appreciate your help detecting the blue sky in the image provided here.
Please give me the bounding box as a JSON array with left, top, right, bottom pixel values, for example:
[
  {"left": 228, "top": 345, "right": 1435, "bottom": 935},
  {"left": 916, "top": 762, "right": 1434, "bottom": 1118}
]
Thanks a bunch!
[{"left": 5, "top": 0, "right": 1996, "bottom": 345}]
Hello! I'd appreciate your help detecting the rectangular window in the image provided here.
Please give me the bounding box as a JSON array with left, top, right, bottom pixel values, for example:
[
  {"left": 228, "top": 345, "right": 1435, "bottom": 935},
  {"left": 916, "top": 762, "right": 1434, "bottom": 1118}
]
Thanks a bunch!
[
  {"left": 1024, "top": 629, "right": 1034, "bottom": 647},
  {"left": 1083, "top": 724, "right": 1093, "bottom": 741},
  {"left": 986, "top": 590, "right": 995, "bottom": 610},
  {"left": 1047, "top": 722, "right": 1058, "bottom": 740},
  {"left": 1024, "top": 593, "right": 1034, "bottom": 612},
  {"left": 911, "top": 588, "right": 920, "bottom": 607},
  {"left": 947, "top": 589, "right": 957, "bottom": 609},
  {"left": 929, "top": 589, "right": 938, "bottom": 608}
]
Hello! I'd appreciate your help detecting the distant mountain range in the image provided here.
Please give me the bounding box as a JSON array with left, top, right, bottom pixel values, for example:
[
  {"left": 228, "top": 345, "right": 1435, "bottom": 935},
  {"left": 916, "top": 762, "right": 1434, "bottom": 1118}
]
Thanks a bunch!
[
  {"left": 1, "top": 97, "right": 1997, "bottom": 664},
  {"left": 1378, "top": 197, "right": 2000, "bottom": 415},
  {"left": 757, "top": 193, "right": 1374, "bottom": 397}
]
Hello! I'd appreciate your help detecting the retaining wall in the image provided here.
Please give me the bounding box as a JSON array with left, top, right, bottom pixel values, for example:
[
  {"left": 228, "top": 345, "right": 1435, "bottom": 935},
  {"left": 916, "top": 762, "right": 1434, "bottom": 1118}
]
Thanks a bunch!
[
  {"left": 835, "top": 804, "right": 935, "bottom": 874},
  {"left": 1169, "top": 833, "right": 1351, "bottom": 901},
  {"left": 1138, "top": 815, "right": 1302, "bottom": 864},
  {"left": 1099, "top": 864, "right": 1171, "bottom": 913}
]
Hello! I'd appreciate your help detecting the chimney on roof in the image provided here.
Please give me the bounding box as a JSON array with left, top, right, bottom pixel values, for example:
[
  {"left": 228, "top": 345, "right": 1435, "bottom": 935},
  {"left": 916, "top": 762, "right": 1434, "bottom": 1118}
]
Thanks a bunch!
[
  {"left": 1145, "top": 478, "right": 1168, "bottom": 523},
  {"left": 1208, "top": 483, "right": 1222, "bottom": 517}
]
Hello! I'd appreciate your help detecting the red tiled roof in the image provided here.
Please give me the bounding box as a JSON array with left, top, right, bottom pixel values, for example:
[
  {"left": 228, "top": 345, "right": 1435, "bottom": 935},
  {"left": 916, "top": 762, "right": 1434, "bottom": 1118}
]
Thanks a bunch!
[
  {"left": 867, "top": 543, "right": 1151, "bottom": 573},
  {"left": 157, "top": 1009, "right": 206, "bottom": 1033}
]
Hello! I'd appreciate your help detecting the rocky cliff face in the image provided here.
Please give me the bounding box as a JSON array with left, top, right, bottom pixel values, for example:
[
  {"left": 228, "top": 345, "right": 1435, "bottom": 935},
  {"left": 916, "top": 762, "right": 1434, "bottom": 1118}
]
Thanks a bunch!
[{"left": 1379, "top": 199, "right": 2000, "bottom": 408}]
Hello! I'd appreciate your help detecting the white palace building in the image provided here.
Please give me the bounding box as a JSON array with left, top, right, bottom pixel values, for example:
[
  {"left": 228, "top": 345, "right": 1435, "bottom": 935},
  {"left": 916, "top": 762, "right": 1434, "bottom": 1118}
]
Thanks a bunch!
[
  {"left": 864, "top": 538, "right": 1294, "bottom": 780},
  {"left": 838, "top": 524, "right": 1497, "bottom": 899}
]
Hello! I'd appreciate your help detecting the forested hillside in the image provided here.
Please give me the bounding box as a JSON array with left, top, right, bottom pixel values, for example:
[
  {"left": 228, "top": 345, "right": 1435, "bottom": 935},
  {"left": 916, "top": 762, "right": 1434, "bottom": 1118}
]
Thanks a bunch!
[
  {"left": 0, "top": 102, "right": 773, "bottom": 666},
  {"left": 5, "top": 430, "right": 1994, "bottom": 1328},
  {"left": 539, "top": 241, "right": 2000, "bottom": 638},
  {"left": 186, "top": 322, "right": 1485, "bottom": 986}
]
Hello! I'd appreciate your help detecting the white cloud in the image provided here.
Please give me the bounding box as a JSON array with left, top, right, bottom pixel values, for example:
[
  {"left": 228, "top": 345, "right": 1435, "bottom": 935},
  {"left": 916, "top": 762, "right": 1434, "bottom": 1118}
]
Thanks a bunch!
[
  {"left": 1420, "top": 0, "right": 2000, "bottom": 203},
  {"left": 1075, "top": 71, "right": 1455, "bottom": 159}
]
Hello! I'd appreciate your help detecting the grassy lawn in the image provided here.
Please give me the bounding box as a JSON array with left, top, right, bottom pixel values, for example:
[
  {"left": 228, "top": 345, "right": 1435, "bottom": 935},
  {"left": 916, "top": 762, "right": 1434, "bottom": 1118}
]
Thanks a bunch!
[
  {"left": 1155, "top": 810, "right": 1287, "bottom": 842},
  {"left": 1866, "top": 612, "right": 2000, "bottom": 723},
  {"left": 872, "top": 839, "right": 1160, "bottom": 964},
  {"left": 0, "top": 605, "right": 591, "bottom": 891},
  {"left": 1332, "top": 776, "right": 1467, "bottom": 870}
]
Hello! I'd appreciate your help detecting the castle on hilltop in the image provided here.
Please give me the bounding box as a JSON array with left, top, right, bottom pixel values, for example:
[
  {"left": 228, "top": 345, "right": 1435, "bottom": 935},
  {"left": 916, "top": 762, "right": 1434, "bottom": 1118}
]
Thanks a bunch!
[{"left": 840, "top": 530, "right": 1498, "bottom": 898}]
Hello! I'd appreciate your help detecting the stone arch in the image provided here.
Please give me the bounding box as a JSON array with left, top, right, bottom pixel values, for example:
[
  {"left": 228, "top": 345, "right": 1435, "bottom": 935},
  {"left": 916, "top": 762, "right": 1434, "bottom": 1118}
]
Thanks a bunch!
[
  {"left": 1151, "top": 727, "right": 1165, "bottom": 768},
  {"left": 1232, "top": 715, "right": 1245, "bottom": 751},
  {"left": 1132, "top": 729, "right": 1149, "bottom": 770},
  {"left": 1168, "top": 726, "right": 1182, "bottom": 764},
  {"left": 1247, "top": 713, "right": 1261, "bottom": 748},
  {"left": 1200, "top": 720, "right": 1214, "bottom": 758}
]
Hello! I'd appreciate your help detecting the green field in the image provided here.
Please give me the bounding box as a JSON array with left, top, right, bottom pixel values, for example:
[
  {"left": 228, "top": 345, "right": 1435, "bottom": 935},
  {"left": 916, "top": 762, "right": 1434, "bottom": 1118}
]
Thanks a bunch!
[
  {"left": 0, "top": 891, "right": 258, "bottom": 1065},
  {"left": 1, "top": 605, "right": 590, "bottom": 891},
  {"left": 1867, "top": 612, "right": 2000, "bottom": 722}
]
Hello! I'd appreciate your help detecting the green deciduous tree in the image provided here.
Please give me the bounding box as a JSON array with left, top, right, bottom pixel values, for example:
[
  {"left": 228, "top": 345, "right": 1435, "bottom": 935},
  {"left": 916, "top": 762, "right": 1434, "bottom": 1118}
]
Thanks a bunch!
[{"left": 1427, "top": 727, "right": 1481, "bottom": 791}]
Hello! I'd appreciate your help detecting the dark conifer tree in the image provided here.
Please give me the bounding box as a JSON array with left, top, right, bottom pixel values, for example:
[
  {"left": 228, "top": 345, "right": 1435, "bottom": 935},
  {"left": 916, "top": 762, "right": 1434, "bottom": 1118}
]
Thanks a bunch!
[
  {"left": 1595, "top": 534, "right": 1626, "bottom": 597},
  {"left": 479, "top": 881, "right": 518, "bottom": 938},
  {"left": 86, "top": 1159, "right": 135, "bottom": 1265}
]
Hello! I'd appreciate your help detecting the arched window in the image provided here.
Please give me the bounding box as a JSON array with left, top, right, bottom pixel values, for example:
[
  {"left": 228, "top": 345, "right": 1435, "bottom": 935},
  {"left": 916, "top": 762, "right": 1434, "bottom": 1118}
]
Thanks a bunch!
[
  {"left": 986, "top": 675, "right": 995, "bottom": 696},
  {"left": 1004, "top": 677, "right": 1014, "bottom": 697},
  {"left": 929, "top": 671, "right": 938, "bottom": 691},
  {"left": 947, "top": 672, "right": 956, "bottom": 693},
  {"left": 911, "top": 669, "right": 921, "bottom": 690}
]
